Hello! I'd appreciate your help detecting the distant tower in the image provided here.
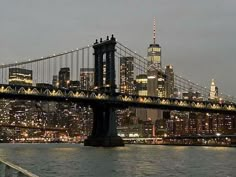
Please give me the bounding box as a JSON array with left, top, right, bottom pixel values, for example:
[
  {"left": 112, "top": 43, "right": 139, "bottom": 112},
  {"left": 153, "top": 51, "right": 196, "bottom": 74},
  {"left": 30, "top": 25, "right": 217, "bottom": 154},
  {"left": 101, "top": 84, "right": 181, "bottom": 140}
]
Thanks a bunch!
[
  {"left": 147, "top": 18, "right": 164, "bottom": 123},
  {"left": 209, "top": 79, "right": 218, "bottom": 100},
  {"left": 147, "top": 17, "right": 161, "bottom": 67}
]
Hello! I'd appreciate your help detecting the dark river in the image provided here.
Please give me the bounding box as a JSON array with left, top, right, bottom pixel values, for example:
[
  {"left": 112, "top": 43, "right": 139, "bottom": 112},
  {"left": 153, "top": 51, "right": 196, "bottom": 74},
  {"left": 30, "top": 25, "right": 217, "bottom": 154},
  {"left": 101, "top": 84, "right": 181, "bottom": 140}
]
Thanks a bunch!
[{"left": 0, "top": 143, "right": 235, "bottom": 177}]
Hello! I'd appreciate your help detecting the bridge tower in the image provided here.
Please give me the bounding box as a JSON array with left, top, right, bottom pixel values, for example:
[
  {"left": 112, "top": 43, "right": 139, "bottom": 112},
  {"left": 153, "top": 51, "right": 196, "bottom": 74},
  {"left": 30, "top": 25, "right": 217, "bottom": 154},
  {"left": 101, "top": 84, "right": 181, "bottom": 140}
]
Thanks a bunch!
[{"left": 84, "top": 35, "right": 124, "bottom": 147}]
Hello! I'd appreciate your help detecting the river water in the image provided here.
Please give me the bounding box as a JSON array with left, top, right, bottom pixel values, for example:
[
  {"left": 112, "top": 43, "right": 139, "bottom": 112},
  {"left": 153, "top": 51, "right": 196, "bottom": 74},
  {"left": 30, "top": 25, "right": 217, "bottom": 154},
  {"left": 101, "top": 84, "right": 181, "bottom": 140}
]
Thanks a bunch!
[{"left": 0, "top": 143, "right": 235, "bottom": 177}]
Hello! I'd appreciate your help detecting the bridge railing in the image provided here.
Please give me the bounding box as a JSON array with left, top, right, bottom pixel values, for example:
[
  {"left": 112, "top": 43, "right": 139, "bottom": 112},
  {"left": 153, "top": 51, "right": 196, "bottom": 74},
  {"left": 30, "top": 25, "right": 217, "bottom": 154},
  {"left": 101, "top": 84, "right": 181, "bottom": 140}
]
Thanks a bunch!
[{"left": 0, "top": 159, "right": 39, "bottom": 177}]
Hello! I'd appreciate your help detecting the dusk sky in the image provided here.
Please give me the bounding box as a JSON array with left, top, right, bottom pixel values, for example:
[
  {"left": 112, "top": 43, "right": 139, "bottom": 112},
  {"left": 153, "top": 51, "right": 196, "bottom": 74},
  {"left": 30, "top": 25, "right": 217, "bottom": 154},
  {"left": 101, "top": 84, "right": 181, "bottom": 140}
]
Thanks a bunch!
[{"left": 0, "top": 0, "right": 236, "bottom": 97}]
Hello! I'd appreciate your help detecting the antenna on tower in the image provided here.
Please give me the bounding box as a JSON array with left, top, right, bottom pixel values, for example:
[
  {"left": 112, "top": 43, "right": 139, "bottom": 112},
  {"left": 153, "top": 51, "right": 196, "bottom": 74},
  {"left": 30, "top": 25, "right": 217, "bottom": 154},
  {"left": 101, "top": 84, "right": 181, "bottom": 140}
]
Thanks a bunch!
[{"left": 153, "top": 17, "right": 156, "bottom": 44}]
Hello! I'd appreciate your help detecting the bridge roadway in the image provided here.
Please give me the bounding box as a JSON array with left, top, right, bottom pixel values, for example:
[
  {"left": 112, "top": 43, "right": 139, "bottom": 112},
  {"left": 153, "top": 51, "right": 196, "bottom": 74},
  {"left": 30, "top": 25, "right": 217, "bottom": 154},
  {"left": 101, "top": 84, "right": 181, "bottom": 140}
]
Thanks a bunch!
[{"left": 0, "top": 84, "right": 235, "bottom": 114}]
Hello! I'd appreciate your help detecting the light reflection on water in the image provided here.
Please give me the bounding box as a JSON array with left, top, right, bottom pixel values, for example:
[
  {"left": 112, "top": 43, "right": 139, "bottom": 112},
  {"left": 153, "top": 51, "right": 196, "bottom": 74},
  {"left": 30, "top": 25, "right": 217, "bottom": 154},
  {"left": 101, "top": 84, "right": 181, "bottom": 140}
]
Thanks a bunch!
[{"left": 0, "top": 144, "right": 235, "bottom": 177}]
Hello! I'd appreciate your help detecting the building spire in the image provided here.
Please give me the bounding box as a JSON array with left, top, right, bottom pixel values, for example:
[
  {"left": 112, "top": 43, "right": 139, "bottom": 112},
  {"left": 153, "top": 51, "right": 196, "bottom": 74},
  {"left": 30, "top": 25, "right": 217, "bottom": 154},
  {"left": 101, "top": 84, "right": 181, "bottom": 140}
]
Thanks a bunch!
[
  {"left": 153, "top": 17, "right": 156, "bottom": 44},
  {"left": 211, "top": 78, "right": 215, "bottom": 86}
]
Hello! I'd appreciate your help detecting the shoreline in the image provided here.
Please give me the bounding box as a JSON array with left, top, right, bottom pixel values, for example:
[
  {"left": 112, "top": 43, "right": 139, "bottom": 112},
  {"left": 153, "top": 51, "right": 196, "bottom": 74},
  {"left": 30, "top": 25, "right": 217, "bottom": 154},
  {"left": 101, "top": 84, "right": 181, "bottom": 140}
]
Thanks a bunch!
[
  {"left": 124, "top": 142, "right": 236, "bottom": 147},
  {"left": 1, "top": 141, "right": 236, "bottom": 148}
]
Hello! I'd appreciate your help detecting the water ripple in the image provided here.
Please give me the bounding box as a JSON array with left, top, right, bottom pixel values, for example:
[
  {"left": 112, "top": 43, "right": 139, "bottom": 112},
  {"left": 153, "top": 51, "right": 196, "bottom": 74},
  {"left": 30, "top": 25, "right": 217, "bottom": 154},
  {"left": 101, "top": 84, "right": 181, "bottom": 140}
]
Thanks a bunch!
[{"left": 0, "top": 144, "right": 235, "bottom": 177}]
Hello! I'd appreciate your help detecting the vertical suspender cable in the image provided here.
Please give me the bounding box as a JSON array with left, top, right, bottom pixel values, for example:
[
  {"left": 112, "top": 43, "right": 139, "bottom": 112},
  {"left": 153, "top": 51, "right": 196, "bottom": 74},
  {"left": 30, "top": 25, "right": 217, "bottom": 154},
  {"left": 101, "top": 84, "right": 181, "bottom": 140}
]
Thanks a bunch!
[
  {"left": 71, "top": 52, "right": 73, "bottom": 81},
  {"left": 87, "top": 47, "right": 90, "bottom": 69},
  {"left": 48, "top": 58, "right": 51, "bottom": 84},
  {"left": 65, "top": 54, "right": 68, "bottom": 67},
  {"left": 1, "top": 67, "right": 3, "bottom": 84},
  {"left": 42, "top": 60, "right": 44, "bottom": 83},
  {"left": 87, "top": 47, "right": 90, "bottom": 90},
  {"left": 60, "top": 55, "right": 62, "bottom": 69},
  {"left": 76, "top": 50, "right": 79, "bottom": 81},
  {"left": 82, "top": 48, "right": 84, "bottom": 88},
  {"left": 5, "top": 67, "right": 7, "bottom": 84}
]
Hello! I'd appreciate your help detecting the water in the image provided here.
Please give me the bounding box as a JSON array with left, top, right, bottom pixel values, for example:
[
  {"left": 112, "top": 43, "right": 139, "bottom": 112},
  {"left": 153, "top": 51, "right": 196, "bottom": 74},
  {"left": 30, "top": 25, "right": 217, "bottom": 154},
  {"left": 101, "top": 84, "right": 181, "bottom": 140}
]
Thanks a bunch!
[{"left": 0, "top": 144, "right": 235, "bottom": 177}]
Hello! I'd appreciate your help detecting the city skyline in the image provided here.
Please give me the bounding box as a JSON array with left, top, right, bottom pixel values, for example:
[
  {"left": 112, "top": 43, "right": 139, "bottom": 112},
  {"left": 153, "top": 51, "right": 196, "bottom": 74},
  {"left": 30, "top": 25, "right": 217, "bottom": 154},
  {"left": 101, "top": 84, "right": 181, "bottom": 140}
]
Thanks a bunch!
[{"left": 0, "top": 0, "right": 236, "bottom": 96}]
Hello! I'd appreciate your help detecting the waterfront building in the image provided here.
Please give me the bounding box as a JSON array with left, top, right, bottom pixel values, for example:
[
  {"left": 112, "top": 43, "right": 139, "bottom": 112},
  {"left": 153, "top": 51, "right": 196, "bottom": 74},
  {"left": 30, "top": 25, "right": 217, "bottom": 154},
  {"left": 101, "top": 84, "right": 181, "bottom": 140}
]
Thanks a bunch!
[
  {"left": 80, "top": 68, "right": 94, "bottom": 90},
  {"left": 147, "top": 18, "right": 161, "bottom": 67},
  {"left": 120, "top": 57, "right": 135, "bottom": 94},
  {"left": 59, "top": 68, "right": 70, "bottom": 88},
  {"left": 142, "top": 119, "right": 155, "bottom": 137},
  {"left": 167, "top": 111, "right": 188, "bottom": 136},
  {"left": 9, "top": 68, "right": 32, "bottom": 86}
]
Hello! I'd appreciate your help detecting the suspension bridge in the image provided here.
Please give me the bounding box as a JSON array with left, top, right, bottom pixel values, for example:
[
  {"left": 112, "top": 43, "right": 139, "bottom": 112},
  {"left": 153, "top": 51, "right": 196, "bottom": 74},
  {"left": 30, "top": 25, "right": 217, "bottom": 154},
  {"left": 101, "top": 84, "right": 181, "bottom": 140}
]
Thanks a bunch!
[{"left": 0, "top": 35, "right": 235, "bottom": 146}]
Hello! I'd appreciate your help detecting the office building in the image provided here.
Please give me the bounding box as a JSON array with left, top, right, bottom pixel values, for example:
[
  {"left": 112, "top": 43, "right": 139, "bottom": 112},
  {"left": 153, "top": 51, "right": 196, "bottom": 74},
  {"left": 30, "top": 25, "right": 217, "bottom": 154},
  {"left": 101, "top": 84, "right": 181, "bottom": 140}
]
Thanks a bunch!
[
  {"left": 59, "top": 67, "right": 70, "bottom": 88},
  {"left": 182, "top": 88, "right": 202, "bottom": 100},
  {"left": 52, "top": 75, "right": 58, "bottom": 87},
  {"left": 9, "top": 68, "right": 32, "bottom": 86},
  {"left": 120, "top": 57, "right": 135, "bottom": 94},
  {"left": 165, "top": 65, "right": 175, "bottom": 98},
  {"left": 80, "top": 68, "right": 94, "bottom": 90},
  {"left": 69, "top": 81, "right": 80, "bottom": 89},
  {"left": 135, "top": 74, "right": 148, "bottom": 120}
]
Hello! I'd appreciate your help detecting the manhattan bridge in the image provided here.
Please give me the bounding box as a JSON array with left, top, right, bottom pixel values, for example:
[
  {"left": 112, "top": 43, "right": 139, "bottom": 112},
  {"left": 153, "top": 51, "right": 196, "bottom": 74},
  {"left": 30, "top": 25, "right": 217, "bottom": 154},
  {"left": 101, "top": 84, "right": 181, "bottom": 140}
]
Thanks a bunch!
[{"left": 0, "top": 35, "right": 235, "bottom": 146}]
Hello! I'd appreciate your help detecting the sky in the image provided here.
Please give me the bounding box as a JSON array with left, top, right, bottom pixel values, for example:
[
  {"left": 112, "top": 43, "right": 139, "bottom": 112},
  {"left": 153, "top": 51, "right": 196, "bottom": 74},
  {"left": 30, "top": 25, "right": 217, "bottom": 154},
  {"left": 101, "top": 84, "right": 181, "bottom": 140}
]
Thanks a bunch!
[{"left": 0, "top": 0, "right": 236, "bottom": 96}]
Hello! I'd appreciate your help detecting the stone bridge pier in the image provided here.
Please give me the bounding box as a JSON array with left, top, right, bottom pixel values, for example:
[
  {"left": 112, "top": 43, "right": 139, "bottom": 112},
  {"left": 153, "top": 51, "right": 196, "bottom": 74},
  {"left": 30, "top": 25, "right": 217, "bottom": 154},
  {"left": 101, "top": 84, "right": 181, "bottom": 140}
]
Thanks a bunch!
[{"left": 84, "top": 105, "right": 124, "bottom": 147}]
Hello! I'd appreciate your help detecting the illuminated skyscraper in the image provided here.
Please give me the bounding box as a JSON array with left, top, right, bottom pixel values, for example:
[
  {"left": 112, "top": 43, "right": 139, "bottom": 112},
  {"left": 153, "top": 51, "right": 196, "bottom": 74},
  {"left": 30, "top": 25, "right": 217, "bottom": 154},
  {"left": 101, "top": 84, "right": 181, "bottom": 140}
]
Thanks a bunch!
[
  {"left": 9, "top": 68, "right": 32, "bottom": 86},
  {"left": 165, "top": 65, "right": 175, "bottom": 98},
  {"left": 135, "top": 74, "right": 148, "bottom": 120},
  {"left": 80, "top": 68, "right": 94, "bottom": 90},
  {"left": 120, "top": 57, "right": 135, "bottom": 94},
  {"left": 209, "top": 79, "right": 218, "bottom": 100},
  {"left": 147, "top": 17, "right": 161, "bottom": 67},
  {"left": 147, "top": 18, "right": 164, "bottom": 122}
]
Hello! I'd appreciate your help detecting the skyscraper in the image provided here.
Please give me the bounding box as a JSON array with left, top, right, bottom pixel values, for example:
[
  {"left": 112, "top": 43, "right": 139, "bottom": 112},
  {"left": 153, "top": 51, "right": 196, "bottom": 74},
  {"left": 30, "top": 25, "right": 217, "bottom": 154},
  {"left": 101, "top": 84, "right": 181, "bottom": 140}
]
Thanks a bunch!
[
  {"left": 59, "top": 67, "right": 70, "bottom": 88},
  {"left": 165, "top": 65, "right": 175, "bottom": 98},
  {"left": 147, "top": 18, "right": 161, "bottom": 67},
  {"left": 135, "top": 74, "right": 148, "bottom": 120},
  {"left": 80, "top": 68, "right": 94, "bottom": 90},
  {"left": 209, "top": 79, "right": 218, "bottom": 100},
  {"left": 120, "top": 57, "right": 135, "bottom": 94},
  {"left": 9, "top": 68, "right": 33, "bottom": 86},
  {"left": 147, "top": 18, "right": 164, "bottom": 122}
]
